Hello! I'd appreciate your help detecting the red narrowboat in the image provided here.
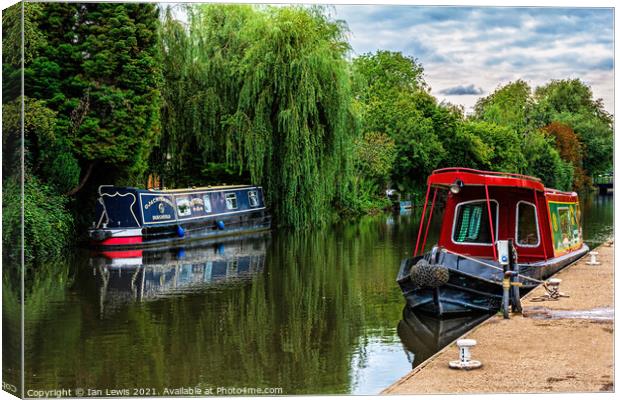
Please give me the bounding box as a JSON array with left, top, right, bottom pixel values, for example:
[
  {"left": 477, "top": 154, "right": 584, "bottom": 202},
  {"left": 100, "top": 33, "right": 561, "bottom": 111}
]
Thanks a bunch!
[{"left": 397, "top": 168, "right": 589, "bottom": 316}]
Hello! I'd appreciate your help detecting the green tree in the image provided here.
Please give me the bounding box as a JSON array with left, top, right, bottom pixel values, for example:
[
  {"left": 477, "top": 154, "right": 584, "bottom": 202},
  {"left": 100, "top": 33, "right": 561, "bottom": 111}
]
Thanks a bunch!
[
  {"left": 521, "top": 130, "right": 574, "bottom": 191},
  {"left": 354, "top": 131, "right": 396, "bottom": 186},
  {"left": 473, "top": 80, "right": 533, "bottom": 132},
  {"left": 533, "top": 79, "right": 613, "bottom": 179},
  {"left": 2, "top": 2, "right": 47, "bottom": 101},
  {"left": 351, "top": 50, "right": 426, "bottom": 103},
  {"left": 352, "top": 51, "right": 444, "bottom": 193},
  {"left": 442, "top": 124, "right": 492, "bottom": 169},
  {"left": 543, "top": 122, "right": 586, "bottom": 190},
  {"left": 460, "top": 121, "right": 525, "bottom": 172},
  {"left": 533, "top": 79, "right": 611, "bottom": 124},
  {"left": 344, "top": 131, "right": 396, "bottom": 214},
  {"left": 2, "top": 98, "right": 76, "bottom": 262},
  {"left": 233, "top": 6, "right": 355, "bottom": 227},
  {"left": 551, "top": 111, "right": 613, "bottom": 178},
  {"left": 25, "top": 3, "right": 163, "bottom": 193},
  {"left": 156, "top": 5, "right": 255, "bottom": 186},
  {"left": 432, "top": 101, "right": 492, "bottom": 170},
  {"left": 3, "top": 4, "right": 164, "bottom": 261},
  {"left": 157, "top": 5, "right": 356, "bottom": 227}
]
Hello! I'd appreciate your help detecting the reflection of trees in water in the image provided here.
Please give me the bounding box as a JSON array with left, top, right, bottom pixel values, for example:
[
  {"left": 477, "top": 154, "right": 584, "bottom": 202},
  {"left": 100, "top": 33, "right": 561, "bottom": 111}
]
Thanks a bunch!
[
  {"left": 3, "top": 266, "right": 22, "bottom": 395},
  {"left": 22, "top": 258, "right": 79, "bottom": 391},
  {"left": 22, "top": 216, "right": 409, "bottom": 394},
  {"left": 581, "top": 194, "right": 614, "bottom": 247}
]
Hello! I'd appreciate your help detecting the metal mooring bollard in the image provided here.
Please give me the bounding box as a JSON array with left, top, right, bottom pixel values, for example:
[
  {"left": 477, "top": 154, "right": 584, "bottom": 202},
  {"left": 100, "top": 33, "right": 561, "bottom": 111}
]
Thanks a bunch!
[
  {"left": 449, "top": 339, "right": 482, "bottom": 370},
  {"left": 586, "top": 251, "right": 601, "bottom": 265}
]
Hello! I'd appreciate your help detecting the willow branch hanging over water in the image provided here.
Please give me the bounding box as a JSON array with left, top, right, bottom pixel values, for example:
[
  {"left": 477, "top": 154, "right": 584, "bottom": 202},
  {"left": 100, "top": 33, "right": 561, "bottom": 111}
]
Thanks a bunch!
[{"left": 157, "top": 5, "right": 356, "bottom": 228}]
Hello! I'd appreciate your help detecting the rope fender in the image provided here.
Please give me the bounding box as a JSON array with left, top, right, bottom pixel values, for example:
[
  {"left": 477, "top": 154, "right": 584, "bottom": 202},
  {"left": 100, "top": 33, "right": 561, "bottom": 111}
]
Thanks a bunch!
[{"left": 408, "top": 259, "right": 450, "bottom": 288}]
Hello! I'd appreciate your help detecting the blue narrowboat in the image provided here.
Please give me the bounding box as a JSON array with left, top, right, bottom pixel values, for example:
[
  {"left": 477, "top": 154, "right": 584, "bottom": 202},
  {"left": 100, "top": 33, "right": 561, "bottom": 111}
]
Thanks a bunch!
[{"left": 88, "top": 184, "right": 271, "bottom": 248}]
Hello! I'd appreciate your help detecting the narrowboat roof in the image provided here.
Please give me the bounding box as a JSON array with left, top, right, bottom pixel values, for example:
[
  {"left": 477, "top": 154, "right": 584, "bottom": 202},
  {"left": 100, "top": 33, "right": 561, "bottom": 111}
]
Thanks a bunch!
[
  {"left": 427, "top": 168, "right": 577, "bottom": 197},
  {"left": 148, "top": 184, "right": 254, "bottom": 193}
]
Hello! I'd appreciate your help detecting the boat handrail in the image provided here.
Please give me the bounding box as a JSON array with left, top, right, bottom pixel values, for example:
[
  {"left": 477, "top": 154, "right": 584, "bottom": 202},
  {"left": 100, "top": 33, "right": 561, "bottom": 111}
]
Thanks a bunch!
[{"left": 440, "top": 248, "right": 543, "bottom": 284}]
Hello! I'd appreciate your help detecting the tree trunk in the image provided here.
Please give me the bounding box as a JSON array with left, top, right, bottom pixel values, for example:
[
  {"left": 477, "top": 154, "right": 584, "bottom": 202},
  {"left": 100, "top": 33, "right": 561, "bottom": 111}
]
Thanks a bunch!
[{"left": 65, "top": 161, "right": 96, "bottom": 196}]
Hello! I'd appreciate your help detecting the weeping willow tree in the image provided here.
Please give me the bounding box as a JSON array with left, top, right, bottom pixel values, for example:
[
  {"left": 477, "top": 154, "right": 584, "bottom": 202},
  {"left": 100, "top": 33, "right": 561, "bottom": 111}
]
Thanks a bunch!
[
  {"left": 156, "top": 5, "right": 254, "bottom": 185},
  {"left": 157, "top": 5, "right": 356, "bottom": 227}
]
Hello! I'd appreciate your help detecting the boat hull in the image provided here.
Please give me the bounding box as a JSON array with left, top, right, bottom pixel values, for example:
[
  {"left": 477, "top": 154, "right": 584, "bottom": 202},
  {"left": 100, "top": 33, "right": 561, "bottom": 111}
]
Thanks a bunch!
[
  {"left": 89, "top": 210, "right": 271, "bottom": 249},
  {"left": 397, "top": 245, "right": 589, "bottom": 316}
]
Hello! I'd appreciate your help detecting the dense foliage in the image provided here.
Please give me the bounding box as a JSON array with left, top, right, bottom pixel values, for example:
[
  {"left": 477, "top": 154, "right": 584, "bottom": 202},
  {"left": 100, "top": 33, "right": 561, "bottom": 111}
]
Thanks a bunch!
[
  {"left": 25, "top": 3, "right": 162, "bottom": 189},
  {"left": 3, "top": 3, "right": 162, "bottom": 262},
  {"left": 157, "top": 5, "right": 355, "bottom": 227},
  {"left": 543, "top": 122, "right": 586, "bottom": 189},
  {"left": 349, "top": 53, "right": 595, "bottom": 203},
  {"left": 351, "top": 52, "right": 444, "bottom": 198},
  {"left": 474, "top": 79, "right": 612, "bottom": 191},
  {"left": 4, "top": 4, "right": 614, "bottom": 262}
]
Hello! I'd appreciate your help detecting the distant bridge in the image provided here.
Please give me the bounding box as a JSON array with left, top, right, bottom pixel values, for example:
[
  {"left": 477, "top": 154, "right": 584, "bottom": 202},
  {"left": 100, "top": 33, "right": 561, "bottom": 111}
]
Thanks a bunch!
[{"left": 594, "top": 174, "right": 613, "bottom": 195}]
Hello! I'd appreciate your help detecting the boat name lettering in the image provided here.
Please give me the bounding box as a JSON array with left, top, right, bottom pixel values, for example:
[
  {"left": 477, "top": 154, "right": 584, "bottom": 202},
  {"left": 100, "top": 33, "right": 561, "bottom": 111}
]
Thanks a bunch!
[
  {"left": 144, "top": 196, "right": 174, "bottom": 210},
  {"left": 152, "top": 214, "right": 172, "bottom": 221}
]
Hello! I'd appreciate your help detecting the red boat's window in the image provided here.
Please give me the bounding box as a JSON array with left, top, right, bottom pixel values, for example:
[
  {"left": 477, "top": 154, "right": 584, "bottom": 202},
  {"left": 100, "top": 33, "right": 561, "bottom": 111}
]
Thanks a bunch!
[
  {"left": 452, "top": 200, "right": 498, "bottom": 245},
  {"left": 516, "top": 201, "right": 539, "bottom": 247}
]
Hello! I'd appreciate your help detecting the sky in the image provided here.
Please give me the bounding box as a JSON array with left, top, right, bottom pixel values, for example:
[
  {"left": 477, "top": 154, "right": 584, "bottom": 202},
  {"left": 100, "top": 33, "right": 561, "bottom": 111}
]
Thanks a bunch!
[{"left": 331, "top": 6, "right": 614, "bottom": 113}]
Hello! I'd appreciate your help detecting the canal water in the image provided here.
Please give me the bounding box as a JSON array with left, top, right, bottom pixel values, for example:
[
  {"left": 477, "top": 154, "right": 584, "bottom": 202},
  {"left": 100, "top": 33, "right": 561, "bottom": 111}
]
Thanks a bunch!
[{"left": 14, "top": 194, "right": 613, "bottom": 395}]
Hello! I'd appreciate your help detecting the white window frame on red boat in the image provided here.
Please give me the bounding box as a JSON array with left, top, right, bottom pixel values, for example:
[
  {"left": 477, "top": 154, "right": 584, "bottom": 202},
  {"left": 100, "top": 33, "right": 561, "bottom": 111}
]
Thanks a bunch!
[
  {"left": 225, "top": 193, "right": 238, "bottom": 210},
  {"left": 451, "top": 199, "right": 499, "bottom": 246},
  {"left": 515, "top": 200, "right": 540, "bottom": 248}
]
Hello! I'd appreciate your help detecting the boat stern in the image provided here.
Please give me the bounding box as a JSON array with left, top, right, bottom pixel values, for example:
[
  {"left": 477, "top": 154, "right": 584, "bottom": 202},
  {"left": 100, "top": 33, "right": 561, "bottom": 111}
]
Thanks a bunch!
[{"left": 88, "top": 227, "right": 143, "bottom": 247}]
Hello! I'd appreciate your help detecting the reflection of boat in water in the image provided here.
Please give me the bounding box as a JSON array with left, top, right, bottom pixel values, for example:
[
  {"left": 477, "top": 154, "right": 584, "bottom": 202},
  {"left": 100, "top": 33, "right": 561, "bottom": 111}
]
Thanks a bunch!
[
  {"left": 397, "top": 306, "right": 490, "bottom": 368},
  {"left": 90, "top": 234, "right": 269, "bottom": 316}
]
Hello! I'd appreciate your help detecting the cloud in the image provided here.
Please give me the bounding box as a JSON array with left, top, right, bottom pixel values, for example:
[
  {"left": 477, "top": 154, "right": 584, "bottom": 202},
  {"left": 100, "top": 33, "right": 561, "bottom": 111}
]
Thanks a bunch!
[
  {"left": 439, "top": 84, "right": 484, "bottom": 95},
  {"left": 593, "top": 57, "right": 614, "bottom": 71},
  {"left": 333, "top": 6, "right": 614, "bottom": 113}
]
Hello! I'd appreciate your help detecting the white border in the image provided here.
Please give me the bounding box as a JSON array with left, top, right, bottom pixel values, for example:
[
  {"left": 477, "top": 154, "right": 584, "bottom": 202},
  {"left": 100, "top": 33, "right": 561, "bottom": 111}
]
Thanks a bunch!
[
  {"left": 451, "top": 198, "right": 499, "bottom": 246},
  {"left": 515, "top": 200, "right": 540, "bottom": 248}
]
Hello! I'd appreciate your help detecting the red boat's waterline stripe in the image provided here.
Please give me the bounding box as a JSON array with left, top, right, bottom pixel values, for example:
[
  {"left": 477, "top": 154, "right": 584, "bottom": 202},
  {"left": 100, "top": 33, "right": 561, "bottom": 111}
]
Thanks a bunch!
[{"left": 97, "top": 236, "right": 143, "bottom": 246}]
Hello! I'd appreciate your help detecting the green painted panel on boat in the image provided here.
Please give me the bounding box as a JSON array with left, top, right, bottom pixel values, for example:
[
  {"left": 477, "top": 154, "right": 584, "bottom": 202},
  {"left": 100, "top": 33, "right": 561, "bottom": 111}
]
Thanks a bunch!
[{"left": 548, "top": 201, "right": 583, "bottom": 256}]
